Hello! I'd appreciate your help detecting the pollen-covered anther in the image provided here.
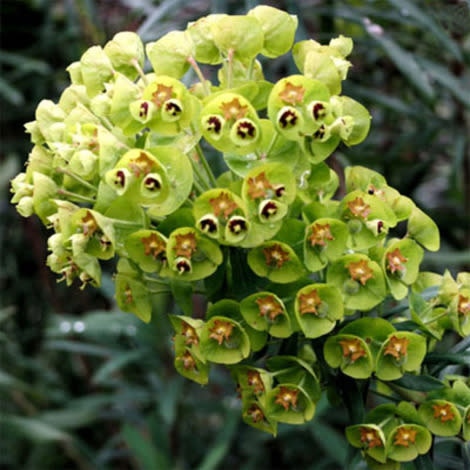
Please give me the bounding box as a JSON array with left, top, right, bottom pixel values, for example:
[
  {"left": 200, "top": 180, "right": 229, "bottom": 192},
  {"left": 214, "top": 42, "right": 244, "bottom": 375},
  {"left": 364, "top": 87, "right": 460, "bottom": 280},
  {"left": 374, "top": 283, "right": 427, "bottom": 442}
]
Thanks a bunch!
[
  {"left": 231, "top": 118, "right": 258, "bottom": 145},
  {"left": 298, "top": 290, "right": 322, "bottom": 315},
  {"left": 142, "top": 173, "right": 162, "bottom": 193},
  {"left": 198, "top": 214, "right": 219, "bottom": 236},
  {"left": 432, "top": 403, "right": 455, "bottom": 423},
  {"left": 81, "top": 211, "right": 98, "bottom": 237},
  {"left": 209, "top": 192, "right": 238, "bottom": 219},
  {"left": 219, "top": 98, "right": 249, "bottom": 120},
  {"left": 274, "top": 386, "right": 299, "bottom": 411},
  {"left": 256, "top": 295, "right": 284, "bottom": 321},
  {"left": 247, "top": 171, "right": 273, "bottom": 199},
  {"left": 278, "top": 82, "right": 305, "bottom": 106},
  {"left": 339, "top": 338, "right": 367, "bottom": 363},
  {"left": 227, "top": 216, "right": 248, "bottom": 235},
  {"left": 259, "top": 200, "right": 279, "bottom": 219},
  {"left": 141, "top": 233, "right": 166, "bottom": 258},
  {"left": 181, "top": 321, "right": 199, "bottom": 346},
  {"left": 203, "top": 115, "right": 225, "bottom": 139},
  {"left": 277, "top": 106, "right": 301, "bottom": 129},
  {"left": 393, "top": 427, "right": 417, "bottom": 447},
  {"left": 384, "top": 335, "right": 409, "bottom": 360},
  {"left": 458, "top": 295, "right": 470, "bottom": 316},
  {"left": 208, "top": 319, "right": 234, "bottom": 345},
  {"left": 347, "top": 197, "right": 371, "bottom": 220},
  {"left": 175, "top": 257, "right": 192, "bottom": 274},
  {"left": 173, "top": 232, "right": 197, "bottom": 258},
  {"left": 247, "top": 404, "right": 265, "bottom": 423},
  {"left": 176, "top": 350, "right": 197, "bottom": 371},
  {"left": 309, "top": 223, "right": 334, "bottom": 247},
  {"left": 247, "top": 370, "right": 265, "bottom": 394},
  {"left": 263, "top": 244, "right": 290, "bottom": 269},
  {"left": 359, "top": 427, "right": 383, "bottom": 449},
  {"left": 386, "top": 248, "right": 408, "bottom": 274},
  {"left": 347, "top": 259, "right": 374, "bottom": 286},
  {"left": 152, "top": 83, "right": 173, "bottom": 108}
]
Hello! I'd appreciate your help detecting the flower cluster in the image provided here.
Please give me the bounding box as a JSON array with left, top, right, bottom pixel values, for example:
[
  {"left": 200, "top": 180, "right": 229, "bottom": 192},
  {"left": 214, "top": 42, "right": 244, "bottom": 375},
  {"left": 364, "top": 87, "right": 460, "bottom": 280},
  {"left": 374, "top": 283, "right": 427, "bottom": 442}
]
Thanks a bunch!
[{"left": 10, "top": 5, "right": 469, "bottom": 467}]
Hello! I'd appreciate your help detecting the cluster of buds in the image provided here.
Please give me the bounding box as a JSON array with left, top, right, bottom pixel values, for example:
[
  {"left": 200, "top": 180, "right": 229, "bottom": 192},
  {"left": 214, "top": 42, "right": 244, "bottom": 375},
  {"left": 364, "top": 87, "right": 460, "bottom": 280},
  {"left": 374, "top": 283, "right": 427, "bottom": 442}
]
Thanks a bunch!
[{"left": 10, "top": 4, "right": 469, "bottom": 466}]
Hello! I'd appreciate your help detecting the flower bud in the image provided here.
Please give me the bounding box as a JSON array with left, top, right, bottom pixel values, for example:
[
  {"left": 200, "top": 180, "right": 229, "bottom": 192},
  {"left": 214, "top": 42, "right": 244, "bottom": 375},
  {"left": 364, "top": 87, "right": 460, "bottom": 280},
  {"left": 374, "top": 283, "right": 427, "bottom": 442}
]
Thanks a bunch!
[
  {"left": 80, "top": 46, "right": 114, "bottom": 97},
  {"left": 329, "top": 35, "right": 353, "bottom": 57},
  {"left": 347, "top": 219, "right": 363, "bottom": 234},
  {"left": 90, "top": 93, "right": 111, "bottom": 117},
  {"left": 230, "top": 118, "right": 259, "bottom": 147},
  {"left": 104, "top": 32, "right": 144, "bottom": 80},
  {"left": 344, "top": 279, "right": 360, "bottom": 295},
  {"left": 140, "top": 173, "right": 163, "bottom": 199},
  {"left": 201, "top": 114, "right": 225, "bottom": 141},
  {"left": 225, "top": 216, "right": 249, "bottom": 243},
  {"left": 197, "top": 214, "right": 219, "bottom": 238},
  {"left": 330, "top": 116, "right": 354, "bottom": 141},
  {"left": 331, "top": 57, "right": 351, "bottom": 80},
  {"left": 105, "top": 168, "right": 133, "bottom": 195},
  {"left": 16, "top": 197, "right": 34, "bottom": 217},
  {"left": 69, "top": 149, "right": 98, "bottom": 180},
  {"left": 66, "top": 62, "right": 83, "bottom": 85}
]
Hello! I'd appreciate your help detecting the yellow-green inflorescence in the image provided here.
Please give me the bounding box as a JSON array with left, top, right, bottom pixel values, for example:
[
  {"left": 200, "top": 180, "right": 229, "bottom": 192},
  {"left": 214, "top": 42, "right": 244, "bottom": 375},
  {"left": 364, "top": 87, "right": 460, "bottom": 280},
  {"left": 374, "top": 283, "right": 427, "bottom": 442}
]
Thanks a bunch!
[{"left": 10, "top": 4, "right": 469, "bottom": 466}]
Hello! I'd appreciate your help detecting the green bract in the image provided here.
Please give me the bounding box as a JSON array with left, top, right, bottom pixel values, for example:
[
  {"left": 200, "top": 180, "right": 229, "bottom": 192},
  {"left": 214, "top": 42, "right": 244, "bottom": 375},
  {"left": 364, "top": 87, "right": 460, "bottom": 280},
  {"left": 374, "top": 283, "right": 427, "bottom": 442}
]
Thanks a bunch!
[{"left": 11, "top": 6, "right": 468, "bottom": 466}]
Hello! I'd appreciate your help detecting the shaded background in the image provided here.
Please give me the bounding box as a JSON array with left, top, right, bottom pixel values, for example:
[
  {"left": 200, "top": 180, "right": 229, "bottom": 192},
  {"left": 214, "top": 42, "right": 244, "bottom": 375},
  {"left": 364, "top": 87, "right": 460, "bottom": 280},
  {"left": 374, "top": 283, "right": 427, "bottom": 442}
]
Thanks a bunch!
[{"left": 1, "top": 1, "right": 469, "bottom": 469}]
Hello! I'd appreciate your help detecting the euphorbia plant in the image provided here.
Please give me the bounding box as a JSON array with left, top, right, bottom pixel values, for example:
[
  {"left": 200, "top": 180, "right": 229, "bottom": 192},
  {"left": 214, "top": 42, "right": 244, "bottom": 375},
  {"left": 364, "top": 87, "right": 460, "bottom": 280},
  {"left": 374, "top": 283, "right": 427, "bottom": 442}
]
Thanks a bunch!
[{"left": 10, "top": 5, "right": 469, "bottom": 468}]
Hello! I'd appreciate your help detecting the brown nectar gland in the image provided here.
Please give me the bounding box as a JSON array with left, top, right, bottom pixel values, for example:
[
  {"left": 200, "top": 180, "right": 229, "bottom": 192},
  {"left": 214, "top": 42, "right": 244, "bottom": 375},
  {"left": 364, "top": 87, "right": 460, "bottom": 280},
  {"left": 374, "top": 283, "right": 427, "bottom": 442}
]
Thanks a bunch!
[
  {"left": 278, "top": 82, "right": 305, "bottom": 106},
  {"left": 309, "top": 223, "right": 334, "bottom": 247},
  {"left": 176, "top": 350, "right": 197, "bottom": 371},
  {"left": 393, "top": 427, "right": 417, "bottom": 447},
  {"left": 208, "top": 319, "right": 234, "bottom": 345},
  {"left": 128, "top": 152, "right": 155, "bottom": 177},
  {"left": 359, "top": 427, "right": 383, "bottom": 449},
  {"left": 256, "top": 295, "right": 284, "bottom": 321},
  {"left": 384, "top": 335, "right": 409, "bottom": 360},
  {"left": 209, "top": 192, "right": 238, "bottom": 219},
  {"left": 298, "top": 290, "right": 322, "bottom": 315},
  {"left": 263, "top": 244, "right": 290, "bottom": 269},
  {"left": 386, "top": 248, "right": 408, "bottom": 274},
  {"left": 274, "top": 386, "right": 299, "bottom": 411},
  {"left": 246, "top": 370, "right": 265, "bottom": 394},
  {"left": 432, "top": 403, "right": 455, "bottom": 423},
  {"left": 247, "top": 404, "right": 265, "bottom": 423},
  {"left": 247, "top": 172, "right": 273, "bottom": 199},
  {"left": 219, "top": 98, "right": 249, "bottom": 121},
  {"left": 141, "top": 233, "right": 166, "bottom": 258},
  {"left": 173, "top": 232, "right": 197, "bottom": 258},
  {"left": 81, "top": 211, "right": 98, "bottom": 237},
  {"left": 339, "top": 338, "right": 367, "bottom": 363},
  {"left": 347, "top": 197, "right": 371, "bottom": 220},
  {"left": 152, "top": 83, "right": 173, "bottom": 108},
  {"left": 347, "top": 259, "right": 374, "bottom": 286}
]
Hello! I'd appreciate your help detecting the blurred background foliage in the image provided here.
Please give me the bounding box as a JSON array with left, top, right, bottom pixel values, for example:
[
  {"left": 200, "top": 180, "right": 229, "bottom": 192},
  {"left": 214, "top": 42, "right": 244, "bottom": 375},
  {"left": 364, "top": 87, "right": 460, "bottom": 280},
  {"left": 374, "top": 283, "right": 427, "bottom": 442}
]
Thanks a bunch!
[{"left": 0, "top": 0, "right": 469, "bottom": 469}]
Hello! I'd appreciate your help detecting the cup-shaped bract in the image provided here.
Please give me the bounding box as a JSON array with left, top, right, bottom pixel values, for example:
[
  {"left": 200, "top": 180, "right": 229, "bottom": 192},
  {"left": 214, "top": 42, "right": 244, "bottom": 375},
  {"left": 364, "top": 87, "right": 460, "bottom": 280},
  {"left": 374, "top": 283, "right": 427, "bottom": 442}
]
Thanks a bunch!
[
  {"left": 386, "top": 424, "right": 432, "bottom": 462},
  {"left": 375, "top": 332, "right": 427, "bottom": 381},
  {"left": 304, "top": 218, "right": 349, "bottom": 271},
  {"left": 166, "top": 227, "right": 222, "bottom": 281},
  {"left": 199, "top": 315, "right": 250, "bottom": 364},
  {"left": 115, "top": 274, "right": 152, "bottom": 323},
  {"left": 346, "top": 424, "right": 387, "bottom": 464},
  {"left": 124, "top": 229, "right": 168, "bottom": 273},
  {"left": 186, "top": 14, "right": 226, "bottom": 64},
  {"left": 242, "top": 400, "right": 277, "bottom": 435},
  {"left": 248, "top": 241, "right": 304, "bottom": 283},
  {"left": 418, "top": 400, "right": 462, "bottom": 437},
  {"left": 294, "top": 283, "right": 344, "bottom": 338},
  {"left": 267, "top": 383, "right": 315, "bottom": 424},
  {"left": 232, "top": 365, "right": 272, "bottom": 403},
  {"left": 324, "top": 334, "right": 374, "bottom": 379},
  {"left": 173, "top": 335, "right": 209, "bottom": 385},
  {"left": 240, "top": 292, "right": 292, "bottom": 338},
  {"left": 79, "top": 46, "right": 114, "bottom": 98},
  {"left": 104, "top": 32, "right": 144, "bottom": 80},
  {"left": 327, "top": 253, "right": 387, "bottom": 311}
]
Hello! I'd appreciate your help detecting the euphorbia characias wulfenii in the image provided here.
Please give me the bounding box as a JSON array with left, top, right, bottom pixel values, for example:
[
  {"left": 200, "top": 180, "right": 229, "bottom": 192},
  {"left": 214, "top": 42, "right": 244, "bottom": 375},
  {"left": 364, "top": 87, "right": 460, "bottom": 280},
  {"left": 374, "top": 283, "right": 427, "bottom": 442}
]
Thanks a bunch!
[{"left": 10, "top": 4, "right": 469, "bottom": 467}]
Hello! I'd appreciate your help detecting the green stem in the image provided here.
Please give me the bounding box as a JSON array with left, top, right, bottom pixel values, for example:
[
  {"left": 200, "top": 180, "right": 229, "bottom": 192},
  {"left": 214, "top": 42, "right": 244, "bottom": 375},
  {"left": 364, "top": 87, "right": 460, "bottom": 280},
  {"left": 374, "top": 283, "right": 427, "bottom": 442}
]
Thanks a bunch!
[
  {"left": 131, "top": 58, "right": 148, "bottom": 85},
  {"left": 227, "top": 48, "right": 234, "bottom": 89},
  {"left": 195, "top": 143, "right": 217, "bottom": 187},
  {"left": 146, "top": 287, "right": 171, "bottom": 295},
  {"left": 189, "top": 156, "right": 210, "bottom": 190},
  {"left": 56, "top": 167, "right": 97, "bottom": 192},
  {"left": 247, "top": 58, "right": 255, "bottom": 80},
  {"left": 187, "top": 56, "right": 210, "bottom": 96},
  {"left": 423, "top": 309, "right": 449, "bottom": 325},
  {"left": 57, "top": 189, "right": 95, "bottom": 204},
  {"left": 143, "top": 275, "right": 169, "bottom": 285},
  {"left": 378, "top": 416, "right": 395, "bottom": 428},
  {"left": 270, "top": 366, "right": 297, "bottom": 377},
  {"left": 264, "top": 132, "right": 280, "bottom": 158}
]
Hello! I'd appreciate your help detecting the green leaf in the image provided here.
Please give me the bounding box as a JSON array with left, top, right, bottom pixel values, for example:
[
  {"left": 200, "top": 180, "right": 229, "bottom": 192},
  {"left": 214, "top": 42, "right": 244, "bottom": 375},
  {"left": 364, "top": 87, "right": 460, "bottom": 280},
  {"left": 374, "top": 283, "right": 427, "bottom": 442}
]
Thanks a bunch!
[
  {"left": 0, "top": 415, "right": 72, "bottom": 443},
  {"left": 92, "top": 349, "right": 148, "bottom": 385},
  {"left": 408, "top": 206, "right": 440, "bottom": 251},
  {"left": 392, "top": 374, "right": 446, "bottom": 391}
]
